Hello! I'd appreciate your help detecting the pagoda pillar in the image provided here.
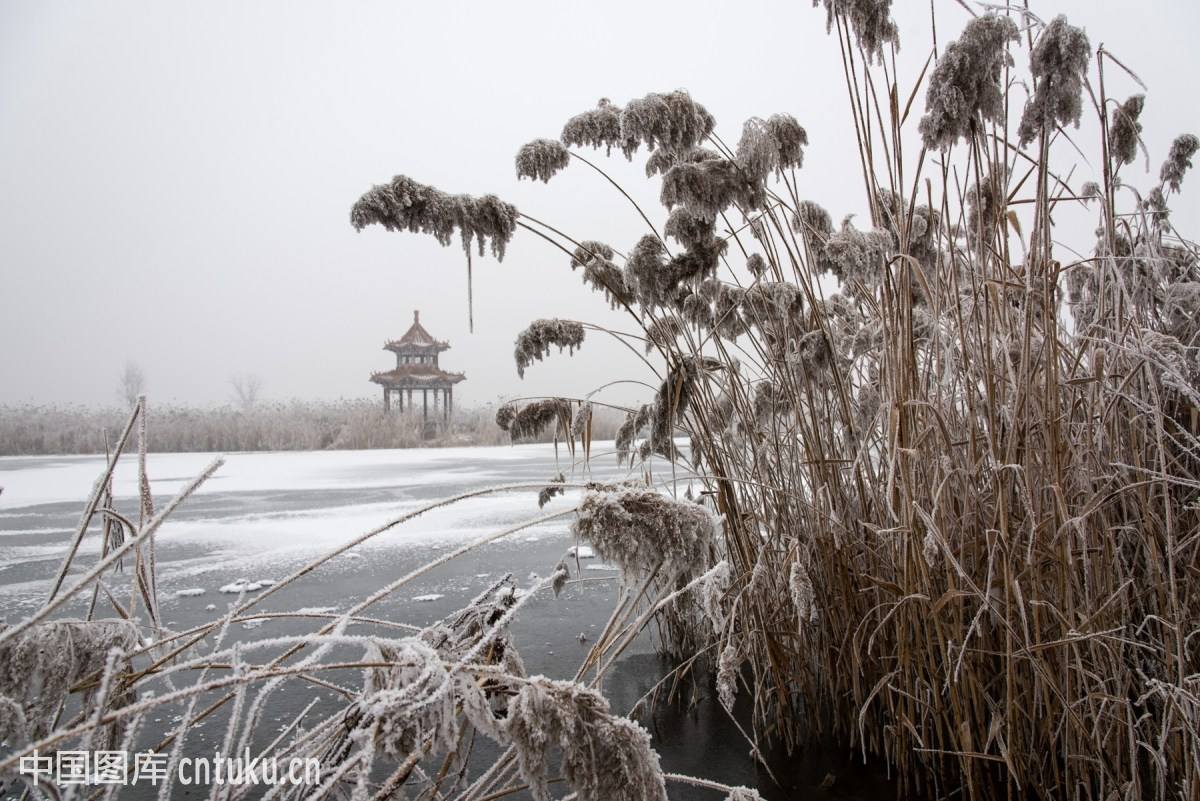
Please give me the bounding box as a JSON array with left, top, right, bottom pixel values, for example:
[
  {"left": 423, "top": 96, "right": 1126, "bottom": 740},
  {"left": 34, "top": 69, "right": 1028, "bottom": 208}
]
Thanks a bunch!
[
  {"left": 398, "top": 388, "right": 404, "bottom": 412},
  {"left": 448, "top": 385, "right": 453, "bottom": 418},
  {"left": 422, "top": 389, "right": 428, "bottom": 420},
  {"left": 383, "top": 386, "right": 390, "bottom": 412}
]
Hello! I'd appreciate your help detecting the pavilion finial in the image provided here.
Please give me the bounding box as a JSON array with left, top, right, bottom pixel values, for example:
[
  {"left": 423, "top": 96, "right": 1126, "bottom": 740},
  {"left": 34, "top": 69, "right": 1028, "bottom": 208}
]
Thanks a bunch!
[{"left": 414, "top": 309, "right": 420, "bottom": 323}]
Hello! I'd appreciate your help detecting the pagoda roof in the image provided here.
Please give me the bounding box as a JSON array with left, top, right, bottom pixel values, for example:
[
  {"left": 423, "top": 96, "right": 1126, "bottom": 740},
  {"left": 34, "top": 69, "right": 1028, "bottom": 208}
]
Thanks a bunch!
[
  {"left": 370, "top": 364, "right": 466, "bottom": 387},
  {"left": 385, "top": 310, "right": 450, "bottom": 353}
]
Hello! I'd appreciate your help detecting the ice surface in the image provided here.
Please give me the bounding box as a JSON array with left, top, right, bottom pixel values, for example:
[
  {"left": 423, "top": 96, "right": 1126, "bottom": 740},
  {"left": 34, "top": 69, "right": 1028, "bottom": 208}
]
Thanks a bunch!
[
  {"left": 0, "top": 442, "right": 617, "bottom": 510},
  {"left": 0, "top": 442, "right": 627, "bottom": 603},
  {"left": 412, "top": 594, "right": 444, "bottom": 602}
]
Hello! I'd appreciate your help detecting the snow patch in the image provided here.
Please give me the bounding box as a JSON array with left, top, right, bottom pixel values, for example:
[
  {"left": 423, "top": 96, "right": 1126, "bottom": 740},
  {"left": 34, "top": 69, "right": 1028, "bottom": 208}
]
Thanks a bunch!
[
  {"left": 412, "top": 594, "right": 444, "bottom": 603},
  {"left": 175, "top": 588, "right": 206, "bottom": 597},
  {"left": 219, "top": 578, "right": 274, "bottom": 594}
]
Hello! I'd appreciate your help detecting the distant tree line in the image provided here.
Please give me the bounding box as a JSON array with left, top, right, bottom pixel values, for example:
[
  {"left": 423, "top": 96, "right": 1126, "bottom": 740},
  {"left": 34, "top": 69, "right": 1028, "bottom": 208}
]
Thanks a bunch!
[{"left": 0, "top": 400, "right": 624, "bottom": 456}]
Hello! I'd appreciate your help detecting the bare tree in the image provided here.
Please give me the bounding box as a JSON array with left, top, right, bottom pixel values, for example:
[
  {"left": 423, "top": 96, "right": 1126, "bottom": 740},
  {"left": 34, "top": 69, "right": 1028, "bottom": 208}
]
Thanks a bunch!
[
  {"left": 229, "top": 372, "right": 262, "bottom": 412},
  {"left": 118, "top": 362, "right": 145, "bottom": 409}
]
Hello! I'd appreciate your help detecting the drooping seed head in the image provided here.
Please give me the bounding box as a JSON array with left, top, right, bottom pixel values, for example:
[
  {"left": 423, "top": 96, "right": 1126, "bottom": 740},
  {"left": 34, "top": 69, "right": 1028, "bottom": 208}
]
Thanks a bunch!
[
  {"left": 918, "top": 14, "right": 1019, "bottom": 151},
  {"left": 1017, "top": 16, "right": 1091, "bottom": 146},
  {"left": 515, "top": 138, "right": 571, "bottom": 182}
]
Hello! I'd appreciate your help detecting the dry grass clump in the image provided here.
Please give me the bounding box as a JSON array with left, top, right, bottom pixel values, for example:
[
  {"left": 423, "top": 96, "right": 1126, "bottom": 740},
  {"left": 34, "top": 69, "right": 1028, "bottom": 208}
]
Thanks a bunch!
[{"left": 345, "top": 3, "right": 1200, "bottom": 798}]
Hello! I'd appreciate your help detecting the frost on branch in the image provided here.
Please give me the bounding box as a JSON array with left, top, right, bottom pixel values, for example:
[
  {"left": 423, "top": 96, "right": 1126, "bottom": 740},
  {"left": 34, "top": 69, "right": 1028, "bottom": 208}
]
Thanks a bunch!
[
  {"left": 1017, "top": 15, "right": 1090, "bottom": 146},
  {"left": 570, "top": 401, "right": 592, "bottom": 439},
  {"left": 570, "top": 240, "right": 633, "bottom": 307},
  {"left": 615, "top": 404, "right": 653, "bottom": 464},
  {"left": 561, "top": 98, "right": 627, "bottom": 157},
  {"left": 736, "top": 114, "right": 807, "bottom": 180},
  {"left": 514, "top": 319, "right": 585, "bottom": 378},
  {"left": 1161, "top": 134, "right": 1200, "bottom": 192},
  {"left": 660, "top": 157, "right": 765, "bottom": 219},
  {"left": 0, "top": 619, "right": 138, "bottom": 742},
  {"left": 572, "top": 488, "right": 717, "bottom": 579},
  {"left": 918, "top": 14, "right": 1018, "bottom": 151},
  {"left": 767, "top": 113, "right": 808, "bottom": 171},
  {"left": 620, "top": 90, "right": 714, "bottom": 155},
  {"left": 822, "top": 221, "right": 895, "bottom": 289},
  {"left": 664, "top": 206, "right": 717, "bottom": 249},
  {"left": 506, "top": 676, "right": 668, "bottom": 801},
  {"left": 499, "top": 399, "right": 573, "bottom": 441},
  {"left": 515, "top": 138, "right": 571, "bottom": 183},
  {"left": 341, "top": 580, "right": 529, "bottom": 778},
  {"left": 792, "top": 200, "right": 834, "bottom": 237},
  {"left": 645, "top": 145, "right": 721, "bottom": 179},
  {"left": 353, "top": 638, "right": 474, "bottom": 756},
  {"left": 350, "top": 174, "right": 519, "bottom": 260},
  {"left": 538, "top": 473, "right": 566, "bottom": 509},
  {"left": 495, "top": 402, "right": 517, "bottom": 432},
  {"left": 789, "top": 557, "right": 818, "bottom": 626},
  {"left": 1108, "top": 95, "right": 1145, "bottom": 167},
  {"left": 625, "top": 233, "right": 726, "bottom": 309},
  {"left": 645, "top": 317, "right": 684, "bottom": 354},
  {"left": 814, "top": 0, "right": 899, "bottom": 63},
  {"left": 716, "top": 639, "right": 741, "bottom": 714}
]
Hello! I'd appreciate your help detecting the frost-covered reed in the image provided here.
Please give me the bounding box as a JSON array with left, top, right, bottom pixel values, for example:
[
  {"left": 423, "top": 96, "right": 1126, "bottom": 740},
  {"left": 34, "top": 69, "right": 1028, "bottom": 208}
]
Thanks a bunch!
[
  {"left": 513, "top": 318, "right": 585, "bottom": 378},
  {"left": 340, "top": 3, "right": 1200, "bottom": 799}
]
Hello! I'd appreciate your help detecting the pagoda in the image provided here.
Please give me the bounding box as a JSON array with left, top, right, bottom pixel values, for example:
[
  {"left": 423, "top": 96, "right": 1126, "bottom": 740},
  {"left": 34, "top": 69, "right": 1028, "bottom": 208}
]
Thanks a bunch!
[{"left": 370, "top": 310, "right": 466, "bottom": 423}]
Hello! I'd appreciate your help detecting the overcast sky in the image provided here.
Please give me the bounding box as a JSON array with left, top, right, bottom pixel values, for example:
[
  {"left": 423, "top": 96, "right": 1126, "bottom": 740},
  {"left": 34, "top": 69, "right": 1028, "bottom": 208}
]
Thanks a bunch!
[{"left": 2, "top": 1, "right": 1197, "bottom": 410}]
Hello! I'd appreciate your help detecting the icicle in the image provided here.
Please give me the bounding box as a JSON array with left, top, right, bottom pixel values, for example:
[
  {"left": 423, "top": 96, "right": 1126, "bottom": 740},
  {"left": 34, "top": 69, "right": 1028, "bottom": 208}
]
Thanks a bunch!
[{"left": 466, "top": 249, "right": 474, "bottom": 333}]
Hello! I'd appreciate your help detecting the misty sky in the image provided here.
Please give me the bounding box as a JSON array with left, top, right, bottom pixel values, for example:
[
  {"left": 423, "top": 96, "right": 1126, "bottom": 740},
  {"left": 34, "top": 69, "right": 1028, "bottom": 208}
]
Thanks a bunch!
[{"left": 2, "top": 1, "right": 1198, "bottom": 410}]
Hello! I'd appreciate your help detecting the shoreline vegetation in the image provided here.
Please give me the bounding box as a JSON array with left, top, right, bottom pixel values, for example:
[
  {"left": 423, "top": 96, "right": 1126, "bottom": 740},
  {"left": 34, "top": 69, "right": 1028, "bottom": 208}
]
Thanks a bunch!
[
  {"left": 3, "top": 3, "right": 1199, "bottom": 801},
  {"left": 0, "top": 401, "right": 625, "bottom": 456}
]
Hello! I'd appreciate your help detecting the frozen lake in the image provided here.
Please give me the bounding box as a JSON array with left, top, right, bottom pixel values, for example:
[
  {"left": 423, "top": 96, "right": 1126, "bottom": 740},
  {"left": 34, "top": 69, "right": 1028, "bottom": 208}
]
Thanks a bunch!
[
  {"left": 0, "top": 444, "right": 894, "bottom": 799},
  {"left": 0, "top": 443, "right": 627, "bottom": 613}
]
